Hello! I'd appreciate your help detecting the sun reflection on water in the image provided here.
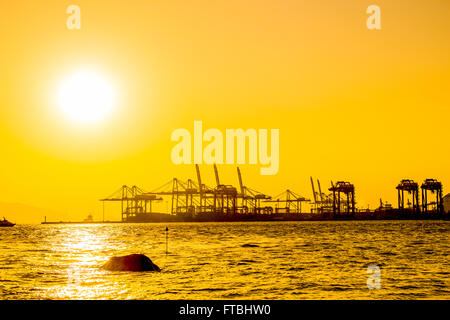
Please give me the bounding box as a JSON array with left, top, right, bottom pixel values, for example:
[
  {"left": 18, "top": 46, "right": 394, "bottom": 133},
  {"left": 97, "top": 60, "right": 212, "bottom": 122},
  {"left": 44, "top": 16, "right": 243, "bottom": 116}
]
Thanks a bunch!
[{"left": 39, "top": 225, "right": 117, "bottom": 299}]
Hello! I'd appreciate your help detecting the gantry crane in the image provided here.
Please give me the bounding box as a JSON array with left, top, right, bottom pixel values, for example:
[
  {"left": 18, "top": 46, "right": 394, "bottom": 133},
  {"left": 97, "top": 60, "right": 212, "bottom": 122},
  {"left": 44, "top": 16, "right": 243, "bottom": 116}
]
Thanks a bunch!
[
  {"left": 421, "top": 179, "right": 443, "bottom": 214},
  {"left": 212, "top": 164, "right": 238, "bottom": 214},
  {"left": 329, "top": 181, "right": 356, "bottom": 216},
  {"left": 100, "top": 185, "right": 162, "bottom": 222},
  {"left": 396, "top": 179, "right": 420, "bottom": 213},
  {"left": 236, "top": 167, "right": 272, "bottom": 214},
  {"left": 310, "top": 177, "right": 333, "bottom": 214},
  {"left": 264, "top": 189, "right": 310, "bottom": 214}
]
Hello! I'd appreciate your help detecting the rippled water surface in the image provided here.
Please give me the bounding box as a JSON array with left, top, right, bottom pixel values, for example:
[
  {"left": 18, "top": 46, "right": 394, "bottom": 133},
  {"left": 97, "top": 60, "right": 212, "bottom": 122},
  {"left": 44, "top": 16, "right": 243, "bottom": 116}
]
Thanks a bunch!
[{"left": 0, "top": 221, "right": 449, "bottom": 299}]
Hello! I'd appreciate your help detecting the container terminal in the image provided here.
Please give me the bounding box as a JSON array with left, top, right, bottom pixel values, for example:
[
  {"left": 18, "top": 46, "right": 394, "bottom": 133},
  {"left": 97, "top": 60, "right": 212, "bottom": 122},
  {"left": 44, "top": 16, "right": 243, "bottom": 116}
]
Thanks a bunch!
[{"left": 42, "top": 164, "right": 449, "bottom": 224}]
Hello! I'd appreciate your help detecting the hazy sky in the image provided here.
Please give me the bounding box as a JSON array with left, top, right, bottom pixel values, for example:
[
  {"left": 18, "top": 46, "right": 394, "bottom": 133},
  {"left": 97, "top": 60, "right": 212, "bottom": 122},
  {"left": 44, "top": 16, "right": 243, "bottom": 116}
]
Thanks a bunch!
[{"left": 0, "top": 0, "right": 449, "bottom": 222}]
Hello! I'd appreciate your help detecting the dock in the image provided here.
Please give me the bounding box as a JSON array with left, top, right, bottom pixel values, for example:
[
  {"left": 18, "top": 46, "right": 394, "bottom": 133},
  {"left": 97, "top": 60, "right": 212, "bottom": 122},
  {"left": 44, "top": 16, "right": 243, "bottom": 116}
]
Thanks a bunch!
[
  {"left": 93, "top": 164, "right": 447, "bottom": 223},
  {"left": 41, "top": 164, "right": 448, "bottom": 224}
]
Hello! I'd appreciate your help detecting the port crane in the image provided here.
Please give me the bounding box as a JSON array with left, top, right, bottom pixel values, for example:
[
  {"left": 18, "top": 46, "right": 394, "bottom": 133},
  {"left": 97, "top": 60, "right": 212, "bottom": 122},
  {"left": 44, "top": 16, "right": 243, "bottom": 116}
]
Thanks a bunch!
[
  {"left": 421, "top": 179, "right": 444, "bottom": 214},
  {"left": 100, "top": 185, "right": 162, "bottom": 222},
  {"left": 98, "top": 165, "right": 446, "bottom": 223},
  {"left": 329, "top": 181, "right": 356, "bottom": 216},
  {"left": 396, "top": 179, "right": 420, "bottom": 213},
  {"left": 212, "top": 164, "right": 238, "bottom": 214},
  {"left": 263, "top": 189, "right": 310, "bottom": 214},
  {"left": 310, "top": 177, "right": 333, "bottom": 214},
  {"left": 236, "top": 167, "right": 272, "bottom": 214}
]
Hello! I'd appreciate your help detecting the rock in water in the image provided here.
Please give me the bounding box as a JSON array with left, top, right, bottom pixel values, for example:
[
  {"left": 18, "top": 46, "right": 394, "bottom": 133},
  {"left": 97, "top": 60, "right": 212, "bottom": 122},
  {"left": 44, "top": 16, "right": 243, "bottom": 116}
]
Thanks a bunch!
[{"left": 103, "top": 254, "right": 161, "bottom": 272}]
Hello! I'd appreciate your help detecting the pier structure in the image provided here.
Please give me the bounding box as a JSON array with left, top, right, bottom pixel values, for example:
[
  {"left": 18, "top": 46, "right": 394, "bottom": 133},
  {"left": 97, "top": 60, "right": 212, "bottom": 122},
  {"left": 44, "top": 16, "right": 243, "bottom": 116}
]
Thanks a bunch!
[
  {"left": 98, "top": 165, "right": 447, "bottom": 223},
  {"left": 329, "top": 181, "right": 355, "bottom": 216},
  {"left": 396, "top": 179, "right": 420, "bottom": 213},
  {"left": 421, "top": 179, "right": 443, "bottom": 214}
]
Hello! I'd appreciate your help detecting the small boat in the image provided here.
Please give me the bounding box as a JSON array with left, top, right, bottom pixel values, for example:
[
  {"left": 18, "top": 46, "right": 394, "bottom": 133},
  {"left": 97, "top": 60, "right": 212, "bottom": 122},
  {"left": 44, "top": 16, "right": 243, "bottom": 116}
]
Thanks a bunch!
[{"left": 0, "top": 217, "right": 15, "bottom": 227}]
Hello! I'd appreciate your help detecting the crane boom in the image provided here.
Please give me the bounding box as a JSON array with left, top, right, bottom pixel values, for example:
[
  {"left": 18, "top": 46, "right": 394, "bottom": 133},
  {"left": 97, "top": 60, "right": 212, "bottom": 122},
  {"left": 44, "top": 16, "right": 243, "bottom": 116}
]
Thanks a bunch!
[
  {"left": 196, "top": 164, "right": 202, "bottom": 193},
  {"left": 310, "top": 177, "right": 317, "bottom": 203},
  {"left": 237, "top": 167, "right": 245, "bottom": 195},
  {"left": 196, "top": 164, "right": 204, "bottom": 208},
  {"left": 317, "top": 179, "right": 324, "bottom": 202},
  {"left": 214, "top": 163, "right": 220, "bottom": 186}
]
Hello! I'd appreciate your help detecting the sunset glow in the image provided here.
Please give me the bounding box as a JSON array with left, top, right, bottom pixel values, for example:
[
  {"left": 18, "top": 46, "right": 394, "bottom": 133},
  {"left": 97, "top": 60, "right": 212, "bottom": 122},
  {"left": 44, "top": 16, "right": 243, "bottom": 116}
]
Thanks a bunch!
[
  {"left": 0, "top": 0, "right": 449, "bottom": 304},
  {"left": 0, "top": 0, "right": 448, "bottom": 224},
  {"left": 57, "top": 71, "right": 116, "bottom": 125}
]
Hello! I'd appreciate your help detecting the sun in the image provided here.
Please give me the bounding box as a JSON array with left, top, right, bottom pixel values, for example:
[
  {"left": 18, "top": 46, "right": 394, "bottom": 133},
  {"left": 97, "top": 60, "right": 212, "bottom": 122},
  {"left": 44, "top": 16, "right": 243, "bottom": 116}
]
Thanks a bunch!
[{"left": 58, "top": 70, "right": 116, "bottom": 125}]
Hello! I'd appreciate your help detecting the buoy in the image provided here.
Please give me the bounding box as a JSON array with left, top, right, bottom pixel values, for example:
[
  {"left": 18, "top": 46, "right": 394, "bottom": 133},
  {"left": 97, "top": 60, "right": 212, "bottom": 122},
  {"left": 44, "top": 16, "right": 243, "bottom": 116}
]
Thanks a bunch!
[{"left": 165, "top": 227, "right": 169, "bottom": 255}]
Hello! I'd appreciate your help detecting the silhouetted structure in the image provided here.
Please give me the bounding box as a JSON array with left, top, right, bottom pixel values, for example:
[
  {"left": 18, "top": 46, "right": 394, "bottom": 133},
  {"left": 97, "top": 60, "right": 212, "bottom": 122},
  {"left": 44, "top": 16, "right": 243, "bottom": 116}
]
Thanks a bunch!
[
  {"left": 396, "top": 179, "right": 420, "bottom": 213},
  {"left": 141, "top": 165, "right": 272, "bottom": 218},
  {"left": 444, "top": 194, "right": 450, "bottom": 214},
  {"left": 310, "top": 177, "right": 333, "bottom": 214},
  {"left": 421, "top": 179, "right": 443, "bottom": 214},
  {"left": 264, "top": 189, "right": 310, "bottom": 214},
  {"left": 100, "top": 185, "right": 163, "bottom": 222},
  {"left": 329, "top": 181, "right": 355, "bottom": 216},
  {"left": 213, "top": 164, "right": 238, "bottom": 214},
  {"left": 236, "top": 167, "right": 272, "bottom": 214},
  {"left": 97, "top": 165, "right": 447, "bottom": 223}
]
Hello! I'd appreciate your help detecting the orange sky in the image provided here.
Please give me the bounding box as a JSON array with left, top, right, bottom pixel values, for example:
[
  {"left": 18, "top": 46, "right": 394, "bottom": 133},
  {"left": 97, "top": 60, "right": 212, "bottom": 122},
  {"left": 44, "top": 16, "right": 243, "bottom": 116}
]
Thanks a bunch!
[{"left": 0, "top": 0, "right": 449, "bottom": 223}]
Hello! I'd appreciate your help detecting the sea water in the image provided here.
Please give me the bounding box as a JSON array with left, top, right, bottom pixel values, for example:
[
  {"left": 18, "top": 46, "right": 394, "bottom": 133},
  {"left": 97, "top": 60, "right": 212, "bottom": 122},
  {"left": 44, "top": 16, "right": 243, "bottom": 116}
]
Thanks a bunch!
[{"left": 0, "top": 221, "right": 448, "bottom": 299}]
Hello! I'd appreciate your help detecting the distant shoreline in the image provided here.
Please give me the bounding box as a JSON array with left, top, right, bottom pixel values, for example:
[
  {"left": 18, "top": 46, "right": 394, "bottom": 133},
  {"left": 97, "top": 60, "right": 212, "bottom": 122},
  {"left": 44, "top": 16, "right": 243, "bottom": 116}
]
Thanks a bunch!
[{"left": 41, "top": 213, "right": 449, "bottom": 225}]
